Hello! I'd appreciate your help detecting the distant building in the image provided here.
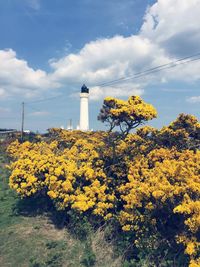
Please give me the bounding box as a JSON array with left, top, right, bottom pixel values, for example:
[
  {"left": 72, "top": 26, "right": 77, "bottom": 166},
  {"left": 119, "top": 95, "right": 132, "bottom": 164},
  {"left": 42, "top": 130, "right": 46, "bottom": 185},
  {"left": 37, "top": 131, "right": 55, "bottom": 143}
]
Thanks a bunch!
[
  {"left": 24, "top": 130, "right": 31, "bottom": 134},
  {"left": 0, "top": 128, "right": 17, "bottom": 135},
  {"left": 0, "top": 129, "right": 17, "bottom": 140}
]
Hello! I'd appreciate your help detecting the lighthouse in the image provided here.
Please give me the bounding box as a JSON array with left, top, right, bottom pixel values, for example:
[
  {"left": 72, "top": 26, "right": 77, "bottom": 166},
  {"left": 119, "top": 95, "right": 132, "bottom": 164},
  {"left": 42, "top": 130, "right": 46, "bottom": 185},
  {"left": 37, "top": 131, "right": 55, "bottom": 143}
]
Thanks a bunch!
[{"left": 79, "top": 84, "right": 89, "bottom": 131}]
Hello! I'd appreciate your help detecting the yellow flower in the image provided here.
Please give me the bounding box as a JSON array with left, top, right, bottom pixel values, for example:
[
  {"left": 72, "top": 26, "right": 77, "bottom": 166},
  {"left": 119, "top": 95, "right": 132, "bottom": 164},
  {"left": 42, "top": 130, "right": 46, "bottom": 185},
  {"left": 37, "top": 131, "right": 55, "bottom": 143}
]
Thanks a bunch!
[
  {"left": 185, "top": 242, "right": 195, "bottom": 255},
  {"left": 47, "top": 191, "right": 57, "bottom": 199}
]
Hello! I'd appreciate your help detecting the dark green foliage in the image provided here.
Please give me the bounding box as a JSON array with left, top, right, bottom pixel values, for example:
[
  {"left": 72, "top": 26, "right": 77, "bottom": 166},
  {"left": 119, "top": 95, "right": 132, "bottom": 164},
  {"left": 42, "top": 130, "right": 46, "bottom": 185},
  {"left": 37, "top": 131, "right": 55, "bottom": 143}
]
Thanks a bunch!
[
  {"left": 46, "top": 240, "right": 59, "bottom": 249},
  {"left": 81, "top": 242, "right": 96, "bottom": 267},
  {"left": 45, "top": 252, "right": 63, "bottom": 267},
  {"left": 29, "top": 258, "right": 45, "bottom": 267},
  {"left": 67, "top": 211, "right": 93, "bottom": 241}
]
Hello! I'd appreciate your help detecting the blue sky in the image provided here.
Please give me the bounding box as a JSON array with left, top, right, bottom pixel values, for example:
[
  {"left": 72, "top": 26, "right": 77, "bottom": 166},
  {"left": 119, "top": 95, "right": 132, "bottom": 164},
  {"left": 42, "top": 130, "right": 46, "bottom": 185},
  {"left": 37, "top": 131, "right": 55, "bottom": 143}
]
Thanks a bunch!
[{"left": 0, "top": 0, "right": 199, "bottom": 132}]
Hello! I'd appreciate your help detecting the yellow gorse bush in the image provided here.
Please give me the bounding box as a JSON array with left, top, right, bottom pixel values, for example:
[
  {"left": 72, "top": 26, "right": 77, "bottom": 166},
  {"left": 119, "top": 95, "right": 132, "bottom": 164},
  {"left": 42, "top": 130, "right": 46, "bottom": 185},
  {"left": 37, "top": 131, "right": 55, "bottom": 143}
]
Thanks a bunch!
[
  {"left": 8, "top": 137, "right": 115, "bottom": 218},
  {"left": 104, "top": 95, "right": 157, "bottom": 121},
  {"left": 7, "top": 96, "right": 200, "bottom": 266},
  {"left": 118, "top": 148, "right": 200, "bottom": 264}
]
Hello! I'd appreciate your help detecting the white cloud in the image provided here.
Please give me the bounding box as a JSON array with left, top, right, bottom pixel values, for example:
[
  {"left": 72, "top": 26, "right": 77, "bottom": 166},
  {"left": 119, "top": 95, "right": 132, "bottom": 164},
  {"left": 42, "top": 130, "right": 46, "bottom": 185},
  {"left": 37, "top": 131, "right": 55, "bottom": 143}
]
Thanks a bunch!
[
  {"left": 49, "top": 0, "right": 200, "bottom": 100},
  {"left": 187, "top": 96, "right": 200, "bottom": 103},
  {"left": 50, "top": 35, "right": 169, "bottom": 100},
  {"left": 50, "top": 35, "right": 161, "bottom": 84},
  {"left": 0, "top": 49, "right": 59, "bottom": 100},
  {"left": 1, "top": 0, "right": 200, "bottom": 102},
  {"left": 89, "top": 85, "right": 144, "bottom": 101},
  {"left": 28, "top": 111, "right": 50, "bottom": 116},
  {"left": 70, "top": 84, "right": 144, "bottom": 101},
  {"left": 141, "top": 0, "right": 200, "bottom": 49}
]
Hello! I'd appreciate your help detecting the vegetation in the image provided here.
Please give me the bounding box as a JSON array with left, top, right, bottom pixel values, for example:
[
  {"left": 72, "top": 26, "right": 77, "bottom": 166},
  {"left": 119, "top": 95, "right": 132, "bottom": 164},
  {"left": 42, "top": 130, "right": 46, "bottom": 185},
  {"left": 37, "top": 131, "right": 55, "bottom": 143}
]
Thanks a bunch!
[
  {"left": 1, "top": 95, "right": 200, "bottom": 266},
  {"left": 0, "top": 144, "right": 122, "bottom": 267},
  {"left": 98, "top": 96, "right": 157, "bottom": 137}
]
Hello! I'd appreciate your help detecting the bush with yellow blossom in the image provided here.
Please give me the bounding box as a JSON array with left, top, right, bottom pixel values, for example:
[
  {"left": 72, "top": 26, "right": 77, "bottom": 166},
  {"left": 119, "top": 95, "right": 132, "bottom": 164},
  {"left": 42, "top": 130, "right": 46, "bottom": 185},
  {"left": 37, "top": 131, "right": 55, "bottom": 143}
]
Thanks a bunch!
[
  {"left": 118, "top": 148, "right": 200, "bottom": 266},
  {"left": 8, "top": 136, "right": 115, "bottom": 219},
  {"left": 7, "top": 95, "right": 200, "bottom": 266}
]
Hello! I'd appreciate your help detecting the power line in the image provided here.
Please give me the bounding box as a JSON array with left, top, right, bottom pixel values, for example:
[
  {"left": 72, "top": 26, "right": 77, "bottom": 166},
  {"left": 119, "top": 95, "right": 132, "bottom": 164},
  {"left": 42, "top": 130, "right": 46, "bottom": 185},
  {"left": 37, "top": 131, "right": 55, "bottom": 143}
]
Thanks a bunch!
[
  {"left": 26, "top": 104, "right": 41, "bottom": 113},
  {"left": 22, "top": 52, "right": 200, "bottom": 105},
  {"left": 100, "top": 56, "right": 200, "bottom": 87},
  {"left": 26, "top": 95, "right": 62, "bottom": 104},
  {"left": 94, "top": 52, "right": 200, "bottom": 88},
  {"left": 2, "top": 52, "right": 198, "bottom": 132},
  {"left": 26, "top": 103, "right": 68, "bottom": 119}
]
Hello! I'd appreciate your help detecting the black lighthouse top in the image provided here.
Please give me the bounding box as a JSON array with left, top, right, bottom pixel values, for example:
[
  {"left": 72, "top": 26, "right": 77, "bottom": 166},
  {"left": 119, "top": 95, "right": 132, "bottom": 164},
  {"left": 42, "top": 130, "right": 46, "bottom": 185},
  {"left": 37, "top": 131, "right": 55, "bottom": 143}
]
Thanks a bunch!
[{"left": 81, "top": 84, "right": 89, "bottom": 94}]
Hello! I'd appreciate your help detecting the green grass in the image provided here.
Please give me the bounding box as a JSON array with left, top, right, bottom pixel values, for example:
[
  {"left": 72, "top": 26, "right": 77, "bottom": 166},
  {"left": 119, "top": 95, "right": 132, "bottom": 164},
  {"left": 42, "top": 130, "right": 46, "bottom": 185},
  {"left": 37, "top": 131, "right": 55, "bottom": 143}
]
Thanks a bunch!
[{"left": 0, "top": 148, "right": 121, "bottom": 267}]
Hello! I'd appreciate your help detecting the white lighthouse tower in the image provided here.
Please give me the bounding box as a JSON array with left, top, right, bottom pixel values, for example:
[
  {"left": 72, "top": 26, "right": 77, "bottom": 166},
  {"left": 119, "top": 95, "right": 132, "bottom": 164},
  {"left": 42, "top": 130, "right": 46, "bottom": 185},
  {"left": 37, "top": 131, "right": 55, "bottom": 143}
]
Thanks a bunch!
[{"left": 79, "top": 84, "right": 89, "bottom": 131}]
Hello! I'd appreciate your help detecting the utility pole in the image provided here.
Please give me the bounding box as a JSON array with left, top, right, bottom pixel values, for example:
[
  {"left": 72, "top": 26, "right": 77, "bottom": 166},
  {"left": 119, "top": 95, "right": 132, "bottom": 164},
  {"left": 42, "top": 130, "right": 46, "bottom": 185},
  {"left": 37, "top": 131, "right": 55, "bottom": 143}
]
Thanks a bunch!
[
  {"left": 67, "top": 119, "right": 73, "bottom": 130},
  {"left": 69, "top": 119, "right": 72, "bottom": 130},
  {"left": 21, "top": 102, "right": 24, "bottom": 142}
]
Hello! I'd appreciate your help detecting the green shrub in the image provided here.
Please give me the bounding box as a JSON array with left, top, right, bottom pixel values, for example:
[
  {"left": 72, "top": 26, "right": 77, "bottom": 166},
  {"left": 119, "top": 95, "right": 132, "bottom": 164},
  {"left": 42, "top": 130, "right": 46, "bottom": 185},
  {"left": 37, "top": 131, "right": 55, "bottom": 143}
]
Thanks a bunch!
[{"left": 81, "top": 242, "right": 96, "bottom": 267}]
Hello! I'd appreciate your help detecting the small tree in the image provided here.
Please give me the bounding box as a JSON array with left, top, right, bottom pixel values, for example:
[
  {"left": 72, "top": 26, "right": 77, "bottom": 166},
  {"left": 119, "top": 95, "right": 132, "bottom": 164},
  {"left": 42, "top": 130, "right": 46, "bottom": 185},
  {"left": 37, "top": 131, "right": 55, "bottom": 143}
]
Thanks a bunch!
[{"left": 98, "top": 96, "right": 157, "bottom": 137}]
